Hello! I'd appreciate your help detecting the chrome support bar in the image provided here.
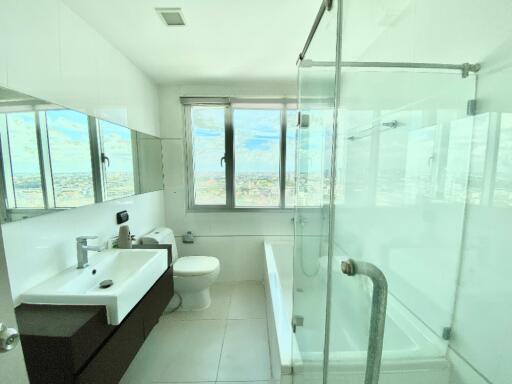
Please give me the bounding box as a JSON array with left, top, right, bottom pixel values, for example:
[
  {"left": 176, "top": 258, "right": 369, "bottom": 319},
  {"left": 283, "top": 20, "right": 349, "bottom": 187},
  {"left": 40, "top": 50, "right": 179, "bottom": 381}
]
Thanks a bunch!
[
  {"left": 297, "top": 0, "right": 334, "bottom": 65},
  {"left": 341, "top": 259, "right": 388, "bottom": 384},
  {"left": 301, "top": 59, "right": 481, "bottom": 78}
]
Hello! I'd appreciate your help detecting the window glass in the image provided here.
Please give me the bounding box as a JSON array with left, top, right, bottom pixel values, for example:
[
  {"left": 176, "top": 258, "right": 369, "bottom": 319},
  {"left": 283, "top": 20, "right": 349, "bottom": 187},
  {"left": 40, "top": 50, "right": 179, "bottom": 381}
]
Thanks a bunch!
[
  {"left": 296, "top": 109, "right": 332, "bottom": 207},
  {"left": 99, "top": 120, "right": 135, "bottom": 201},
  {"left": 190, "top": 106, "right": 226, "bottom": 205},
  {"left": 494, "top": 113, "right": 512, "bottom": 206},
  {"left": 6, "top": 112, "right": 44, "bottom": 208},
  {"left": 233, "top": 108, "right": 281, "bottom": 207},
  {"left": 285, "top": 109, "right": 297, "bottom": 207},
  {"left": 46, "top": 110, "right": 94, "bottom": 207}
]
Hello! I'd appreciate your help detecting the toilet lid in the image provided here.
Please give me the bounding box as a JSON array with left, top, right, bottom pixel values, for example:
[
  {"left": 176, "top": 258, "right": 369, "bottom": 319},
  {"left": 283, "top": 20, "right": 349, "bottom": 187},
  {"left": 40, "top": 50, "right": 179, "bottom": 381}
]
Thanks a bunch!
[{"left": 173, "top": 256, "right": 219, "bottom": 276}]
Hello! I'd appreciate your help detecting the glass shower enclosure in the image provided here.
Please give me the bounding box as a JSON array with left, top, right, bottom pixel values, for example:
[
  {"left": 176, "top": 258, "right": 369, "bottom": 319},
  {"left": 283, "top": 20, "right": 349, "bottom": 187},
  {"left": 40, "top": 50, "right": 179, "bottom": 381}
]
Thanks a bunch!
[{"left": 292, "top": 0, "right": 481, "bottom": 383}]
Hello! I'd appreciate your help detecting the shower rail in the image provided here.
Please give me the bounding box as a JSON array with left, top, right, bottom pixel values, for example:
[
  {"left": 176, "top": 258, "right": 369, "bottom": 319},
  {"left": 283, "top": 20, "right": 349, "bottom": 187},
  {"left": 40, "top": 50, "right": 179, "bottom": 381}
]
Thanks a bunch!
[
  {"left": 300, "top": 59, "right": 481, "bottom": 78},
  {"left": 296, "top": 0, "right": 334, "bottom": 64},
  {"left": 341, "top": 259, "right": 388, "bottom": 384}
]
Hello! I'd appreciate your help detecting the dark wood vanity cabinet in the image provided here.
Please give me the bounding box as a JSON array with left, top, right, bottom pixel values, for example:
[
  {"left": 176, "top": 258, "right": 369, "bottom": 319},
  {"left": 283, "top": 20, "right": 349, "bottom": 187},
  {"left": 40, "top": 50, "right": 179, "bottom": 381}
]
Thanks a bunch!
[{"left": 16, "top": 266, "right": 173, "bottom": 384}]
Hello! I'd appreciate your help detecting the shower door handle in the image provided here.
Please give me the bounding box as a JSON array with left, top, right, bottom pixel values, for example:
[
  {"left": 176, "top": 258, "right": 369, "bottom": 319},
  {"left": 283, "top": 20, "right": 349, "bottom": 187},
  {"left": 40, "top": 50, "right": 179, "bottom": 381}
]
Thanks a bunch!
[{"left": 341, "top": 259, "right": 388, "bottom": 384}]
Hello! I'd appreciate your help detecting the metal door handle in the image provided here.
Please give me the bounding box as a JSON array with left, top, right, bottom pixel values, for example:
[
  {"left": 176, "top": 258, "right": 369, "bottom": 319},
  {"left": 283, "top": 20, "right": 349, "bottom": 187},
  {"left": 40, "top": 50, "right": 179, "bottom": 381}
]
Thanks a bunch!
[
  {"left": 220, "top": 154, "right": 226, "bottom": 167},
  {"left": 341, "top": 259, "right": 388, "bottom": 384},
  {"left": 0, "top": 323, "right": 20, "bottom": 353}
]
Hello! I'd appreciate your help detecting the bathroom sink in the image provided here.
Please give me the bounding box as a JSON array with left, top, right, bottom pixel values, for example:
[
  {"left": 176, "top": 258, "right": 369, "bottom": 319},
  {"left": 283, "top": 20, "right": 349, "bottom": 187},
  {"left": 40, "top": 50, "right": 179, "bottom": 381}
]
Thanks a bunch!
[{"left": 19, "top": 249, "right": 168, "bottom": 325}]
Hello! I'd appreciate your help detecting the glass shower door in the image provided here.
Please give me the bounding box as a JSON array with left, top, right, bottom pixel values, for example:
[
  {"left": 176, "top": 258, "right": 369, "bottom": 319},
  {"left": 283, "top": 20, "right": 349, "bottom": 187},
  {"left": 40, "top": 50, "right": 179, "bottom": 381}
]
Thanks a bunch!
[
  {"left": 291, "top": 1, "right": 341, "bottom": 383},
  {"left": 292, "top": 63, "right": 336, "bottom": 384},
  {"left": 293, "top": 2, "right": 478, "bottom": 384}
]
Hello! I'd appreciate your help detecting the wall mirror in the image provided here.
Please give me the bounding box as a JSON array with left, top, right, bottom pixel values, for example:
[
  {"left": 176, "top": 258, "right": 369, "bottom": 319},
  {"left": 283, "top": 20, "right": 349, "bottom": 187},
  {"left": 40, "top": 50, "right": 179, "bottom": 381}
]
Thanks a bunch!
[{"left": 0, "top": 86, "right": 164, "bottom": 223}]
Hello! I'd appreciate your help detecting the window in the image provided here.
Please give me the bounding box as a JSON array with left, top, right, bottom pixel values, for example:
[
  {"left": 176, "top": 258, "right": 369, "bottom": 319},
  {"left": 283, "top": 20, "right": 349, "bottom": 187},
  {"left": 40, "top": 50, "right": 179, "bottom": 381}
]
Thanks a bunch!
[
  {"left": 233, "top": 108, "right": 281, "bottom": 207},
  {"left": 184, "top": 98, "right": 297, "bottom": 209},
  {"left": 98, "top": 120, "right": 136, "bottom": 201},
  {"left": 3, "top": 112, "right": 44, "bottom": 208},
  {"left": 285, "top": 109, "right": 297, "bottom": 207},
  {"left": 45, "top": 110, "right": 94, "bottom": 207},
  {"left": 190, "top": 106, "right": 226, "bottom": 205}
]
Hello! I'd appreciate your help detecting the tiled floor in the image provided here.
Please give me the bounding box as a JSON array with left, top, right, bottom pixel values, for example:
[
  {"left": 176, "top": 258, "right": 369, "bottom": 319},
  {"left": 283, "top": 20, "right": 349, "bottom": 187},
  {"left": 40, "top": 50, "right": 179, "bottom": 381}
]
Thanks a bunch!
[{"left": 121, "top": 281, "right": 275, "bottom": 384}]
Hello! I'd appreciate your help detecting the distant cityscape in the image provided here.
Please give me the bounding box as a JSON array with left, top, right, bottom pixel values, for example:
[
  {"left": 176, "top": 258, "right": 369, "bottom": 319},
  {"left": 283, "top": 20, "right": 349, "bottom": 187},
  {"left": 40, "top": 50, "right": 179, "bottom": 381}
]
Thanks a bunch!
[
  {"left": 194, "top": 172, "right": 327, "bottom": 207},
  {"left": 8, "top": 171, "right": 510, "bottom": 210},
  {"left": 10, "top": 172, "right": 135, "bottom": 208}
]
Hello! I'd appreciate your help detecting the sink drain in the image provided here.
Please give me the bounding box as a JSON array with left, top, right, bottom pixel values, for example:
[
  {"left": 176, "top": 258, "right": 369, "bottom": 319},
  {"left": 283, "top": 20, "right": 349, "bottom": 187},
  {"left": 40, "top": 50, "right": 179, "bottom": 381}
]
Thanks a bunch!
[{"left": 99, "top": 279, "right": 114, "bottom": 289}]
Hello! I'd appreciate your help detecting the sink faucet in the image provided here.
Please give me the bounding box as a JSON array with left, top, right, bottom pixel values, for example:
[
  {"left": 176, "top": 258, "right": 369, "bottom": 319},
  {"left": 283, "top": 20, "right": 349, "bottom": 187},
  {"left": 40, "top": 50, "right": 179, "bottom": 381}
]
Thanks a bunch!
[{"left": 76, "top": 236, "right": 104, "bottom": 269}]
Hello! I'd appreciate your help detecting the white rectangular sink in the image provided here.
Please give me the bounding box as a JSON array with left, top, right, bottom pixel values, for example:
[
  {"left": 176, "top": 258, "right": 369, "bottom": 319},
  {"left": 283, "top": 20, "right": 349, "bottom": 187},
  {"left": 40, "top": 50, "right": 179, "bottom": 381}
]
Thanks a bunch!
[{"left": 19, "top": 248, "right": 168, "bottom": 325}]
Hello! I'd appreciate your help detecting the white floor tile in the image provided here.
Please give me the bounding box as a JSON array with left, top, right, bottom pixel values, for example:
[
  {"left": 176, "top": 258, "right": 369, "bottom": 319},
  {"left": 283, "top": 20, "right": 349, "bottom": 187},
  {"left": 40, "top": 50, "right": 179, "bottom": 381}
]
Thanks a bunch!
[
  {"left": 228, "top": 281, "right": 266, "bottom": 319},
  {"left": 217, "top": 319, "right": 272, "bottom": 381},
  {"left": 122, "top": 317, "right": 226, "bottom": 383},
  {"left": 122, "top": 281, "right": 272, "bottom": 384},
  {"left": 168, "top": 283, "right": 234, "bottom": 321}
]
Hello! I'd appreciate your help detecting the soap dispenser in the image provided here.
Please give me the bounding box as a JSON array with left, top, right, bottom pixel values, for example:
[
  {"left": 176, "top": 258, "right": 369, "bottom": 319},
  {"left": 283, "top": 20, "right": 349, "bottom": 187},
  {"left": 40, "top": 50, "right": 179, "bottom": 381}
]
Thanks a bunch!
[{"left": 118, "top": 225, "right": 132, "bottom": 249}]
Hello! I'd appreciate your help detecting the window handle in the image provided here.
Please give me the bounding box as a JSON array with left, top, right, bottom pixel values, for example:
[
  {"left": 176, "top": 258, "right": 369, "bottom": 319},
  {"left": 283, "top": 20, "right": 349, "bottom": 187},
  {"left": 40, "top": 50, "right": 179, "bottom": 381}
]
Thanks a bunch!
[
  {"left": 220, "top": 154, "right": 226, "bottom": 168},
  {"left": 101, "top": 153, "right": 110, "bottom": 167}
]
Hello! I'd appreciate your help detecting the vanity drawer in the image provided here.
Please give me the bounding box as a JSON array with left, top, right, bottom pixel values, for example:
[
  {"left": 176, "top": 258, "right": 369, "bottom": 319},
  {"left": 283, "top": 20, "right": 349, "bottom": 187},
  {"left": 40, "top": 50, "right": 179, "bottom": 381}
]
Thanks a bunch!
[
  {"left": 141, "top": 267, "right": 173, "bottom": 337},
  {"left": 16, "top": 304, "right": 115, "bottom": 383},
  {"left": 75, "top": 307, "right": 144, "bottom": 384}
]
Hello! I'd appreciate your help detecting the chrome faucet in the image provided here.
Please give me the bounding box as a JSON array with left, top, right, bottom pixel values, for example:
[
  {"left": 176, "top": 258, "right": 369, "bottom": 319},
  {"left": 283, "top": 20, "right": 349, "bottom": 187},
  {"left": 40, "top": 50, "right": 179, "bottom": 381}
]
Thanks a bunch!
[{"left": 76, "top": 236, "right": 103, "bottom": 269}]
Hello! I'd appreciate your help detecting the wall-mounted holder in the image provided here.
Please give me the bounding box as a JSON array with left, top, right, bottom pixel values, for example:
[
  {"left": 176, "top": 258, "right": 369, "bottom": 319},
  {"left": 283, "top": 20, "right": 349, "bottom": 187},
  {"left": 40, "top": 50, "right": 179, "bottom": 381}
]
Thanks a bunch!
[
  {"left": 116, "top": 210, "right": 129, "bottom": 224},
  {"left": 182, "top": 231, "right": 195, "bottom": 244}
]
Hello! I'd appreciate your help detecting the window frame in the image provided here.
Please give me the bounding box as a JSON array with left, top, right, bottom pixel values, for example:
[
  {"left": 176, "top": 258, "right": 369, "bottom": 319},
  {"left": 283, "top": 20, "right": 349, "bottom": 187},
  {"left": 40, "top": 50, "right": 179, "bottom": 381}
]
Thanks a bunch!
[{"left": 183, "top": 97, "right": 297, "bottom": 211}]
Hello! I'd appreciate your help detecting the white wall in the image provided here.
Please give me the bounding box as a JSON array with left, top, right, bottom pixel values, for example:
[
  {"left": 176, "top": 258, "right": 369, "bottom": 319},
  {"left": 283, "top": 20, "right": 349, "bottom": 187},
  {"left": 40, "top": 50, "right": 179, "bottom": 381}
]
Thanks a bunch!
[
  {"left": 159, "top": 82, "right": 296, "bottom": 282},
  {"left": 0, "top": 0, "right": 165, "bottom": 301}
]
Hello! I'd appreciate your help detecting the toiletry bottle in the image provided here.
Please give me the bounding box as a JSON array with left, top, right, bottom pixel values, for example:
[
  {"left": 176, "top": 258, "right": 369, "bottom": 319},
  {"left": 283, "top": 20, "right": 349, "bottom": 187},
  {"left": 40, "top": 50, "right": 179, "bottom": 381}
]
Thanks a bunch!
[{"left": 118, "top": 225, "right": 132, "bottom": 249}]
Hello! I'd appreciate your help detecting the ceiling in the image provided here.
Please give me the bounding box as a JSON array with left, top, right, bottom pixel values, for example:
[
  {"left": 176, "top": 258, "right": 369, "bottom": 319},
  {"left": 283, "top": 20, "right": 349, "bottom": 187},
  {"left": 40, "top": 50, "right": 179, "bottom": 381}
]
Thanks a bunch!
[{"left": 63, "top": 0, "right": 321, "bottom": 84}]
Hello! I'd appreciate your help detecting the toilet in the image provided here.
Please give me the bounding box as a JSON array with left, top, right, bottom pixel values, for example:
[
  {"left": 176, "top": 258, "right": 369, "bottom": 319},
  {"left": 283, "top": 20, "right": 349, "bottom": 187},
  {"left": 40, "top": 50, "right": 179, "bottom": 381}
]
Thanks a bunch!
[{"left": 141, "top": 227, "right": 220, "bottom": 311}]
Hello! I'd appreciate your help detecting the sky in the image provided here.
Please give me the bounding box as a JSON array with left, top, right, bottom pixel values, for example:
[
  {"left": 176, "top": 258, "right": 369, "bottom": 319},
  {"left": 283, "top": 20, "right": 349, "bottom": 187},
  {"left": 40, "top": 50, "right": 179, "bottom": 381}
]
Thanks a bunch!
[
  {"left": 191, "top": 106, "right": 331, "bottom": 175},
  {"left": 1, "top": 110, "right": 134, "bottom": 174}
]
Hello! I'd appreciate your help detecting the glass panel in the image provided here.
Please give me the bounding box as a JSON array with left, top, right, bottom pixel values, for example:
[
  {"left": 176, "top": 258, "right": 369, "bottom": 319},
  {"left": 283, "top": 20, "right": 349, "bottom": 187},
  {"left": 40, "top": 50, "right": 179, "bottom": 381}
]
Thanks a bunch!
[
  {"left": 233, "top": 108, "right": 281, "bottom": 207},
  {"left": 6, "top": 112, "right": 44, "bottom": 208},
  {"left": 46, "top": 110, "right": 94, "bottom": 207},
  {"left": 292, "top": 1, "right": 338, "bottom": 383},
  {"left": 99, "top": 120, "right": 135, "bottom": 201},
  {"left": 190, "top": 106, "right": 226, "bottom": 205},
  {"left": 285, "top": 109, "right": 297, "bottom": 207},
  {"left": 327, "top": 70, "right": 476, "bottom": 383}
]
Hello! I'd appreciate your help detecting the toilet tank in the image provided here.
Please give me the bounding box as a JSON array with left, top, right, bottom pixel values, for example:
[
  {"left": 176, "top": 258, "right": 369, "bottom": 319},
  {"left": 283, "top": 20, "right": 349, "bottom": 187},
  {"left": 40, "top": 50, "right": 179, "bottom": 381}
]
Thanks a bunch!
[{"left": 141, "top": 227, "right": 178, "bottom": 261}]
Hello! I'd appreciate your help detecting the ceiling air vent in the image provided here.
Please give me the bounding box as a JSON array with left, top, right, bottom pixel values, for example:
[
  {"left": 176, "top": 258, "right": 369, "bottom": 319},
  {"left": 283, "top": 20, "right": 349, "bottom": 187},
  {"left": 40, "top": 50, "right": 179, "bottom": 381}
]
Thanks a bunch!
[{"left": 156, "top": 8, "right": 185, "bottom": 26}]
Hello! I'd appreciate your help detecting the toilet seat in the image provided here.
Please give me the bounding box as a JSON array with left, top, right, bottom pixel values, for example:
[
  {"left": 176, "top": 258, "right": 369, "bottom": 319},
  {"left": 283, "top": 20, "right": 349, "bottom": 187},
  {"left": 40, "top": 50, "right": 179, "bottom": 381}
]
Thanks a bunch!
[{"left": 173, "top": 256, "right": 219, "bottom": 276}]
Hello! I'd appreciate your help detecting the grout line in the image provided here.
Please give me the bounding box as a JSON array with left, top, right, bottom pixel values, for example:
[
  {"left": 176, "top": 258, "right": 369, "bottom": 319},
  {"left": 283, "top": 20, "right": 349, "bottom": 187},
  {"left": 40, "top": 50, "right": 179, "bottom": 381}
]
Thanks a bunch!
[
  {"left": 262, "top": 282, "right": 276, "bottom": 381},
  {"left": 215, "top": 285, "right": 233, "bottom": 382}
]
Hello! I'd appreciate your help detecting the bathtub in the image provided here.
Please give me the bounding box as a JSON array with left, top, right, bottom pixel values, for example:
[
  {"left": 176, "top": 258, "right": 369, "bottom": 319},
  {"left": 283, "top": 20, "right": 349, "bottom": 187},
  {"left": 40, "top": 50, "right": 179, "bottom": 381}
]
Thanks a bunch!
[{"left": 263, "top": 240, "right": 451, "bottom": 384}]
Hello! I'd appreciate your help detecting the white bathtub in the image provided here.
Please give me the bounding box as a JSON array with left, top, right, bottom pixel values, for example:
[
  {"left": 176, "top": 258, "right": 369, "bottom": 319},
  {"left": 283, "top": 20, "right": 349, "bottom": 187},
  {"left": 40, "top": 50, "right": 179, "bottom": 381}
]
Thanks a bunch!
[{"left": 263, "top": 240, "right": 452, "bottom": 384}]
